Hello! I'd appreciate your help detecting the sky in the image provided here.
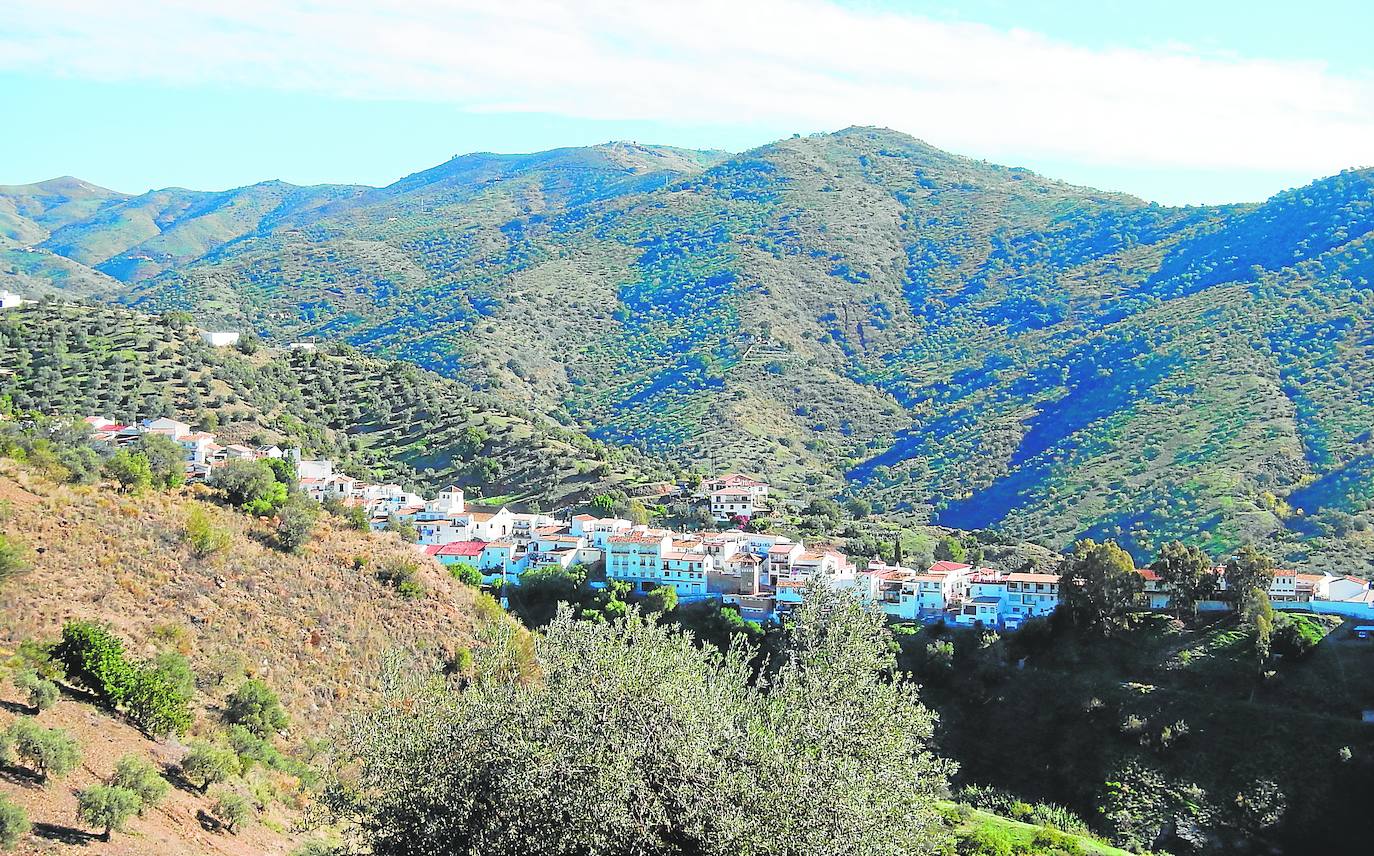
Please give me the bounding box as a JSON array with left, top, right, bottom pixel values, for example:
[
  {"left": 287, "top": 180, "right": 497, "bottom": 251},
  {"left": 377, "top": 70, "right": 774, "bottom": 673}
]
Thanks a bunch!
[{"left": 1, "top": 0, "right": 1371, "bottom": 205}]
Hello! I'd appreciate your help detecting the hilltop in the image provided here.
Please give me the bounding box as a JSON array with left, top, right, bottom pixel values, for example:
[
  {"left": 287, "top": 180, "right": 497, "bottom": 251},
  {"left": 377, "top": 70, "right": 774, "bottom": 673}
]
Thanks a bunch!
[
  {"left": 7, "top": 128, "right": 1374, "bottom": 567},
  {"left": 0, "top": 302, "right": 672, "bottom": 508}
]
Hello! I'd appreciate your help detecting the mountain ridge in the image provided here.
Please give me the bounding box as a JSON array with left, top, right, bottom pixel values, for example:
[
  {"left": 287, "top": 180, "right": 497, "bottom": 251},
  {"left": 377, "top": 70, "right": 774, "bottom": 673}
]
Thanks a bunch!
[{"left": 7, "top": 128, "right": 1374, "bottom": 569}]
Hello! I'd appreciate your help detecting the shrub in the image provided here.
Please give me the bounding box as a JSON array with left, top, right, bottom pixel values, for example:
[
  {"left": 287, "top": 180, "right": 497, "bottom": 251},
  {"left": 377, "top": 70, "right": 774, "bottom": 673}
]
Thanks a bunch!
[
  {"left": 0, "top": 795, "right": 29, "bottom": 852},
  {"left": 12, "top": 669, "right": 59, "bottom": 713},
  {"left": 185, "top": 505, "right": 231, "bottom": 558},
  {"left": 448, "top": 561, "right": 482, "bottom": 587},
  {"left": 1030, "top": 826, "right": 1086, "bottom": 856},
  {"left": 124, "top": 656, "right": 195, "bottom": 737},
  {"left": 211, "top": 460, "right": 286, "bottom": 514},
  {"left": 644, "top": 584, "right": 678, "bottom": 614},
  {"left": 211, "top": 787, "right": 255, "bottom": 835},
  {"left": 958, "top": 824, "right": 1014, "bottom": 856},
  {"left": 110, "top": 754, "right": 170, "bottom": 814},
  {"left": 276, "top": 497, "right": 319, "bottom": 553},
  {"left": 104, "top": 450, "right": 153, "bottom": 492},
  {"left": 7, "top": 718, "right": 80, "bottom": 783},
  {"left": 182, "top": 742, "right": 238, "bottom": 793},
  {"left": 76, "top": 785, "right": 142, "bottom": 841},
  {"left": 56, "top": 621, "right": 136, "bottom": 706},
  {"left": 0, "top": 534, "right": 27, "bottom": 589},
  {"left": 376, "top": 559, "right": 424, "bottom": 599},
  {"left": 1273, "top": 613, "right": 1323, "bottom": 659},
  {"left": 224, "top": 679, "right": 289, "bottom": 738}
]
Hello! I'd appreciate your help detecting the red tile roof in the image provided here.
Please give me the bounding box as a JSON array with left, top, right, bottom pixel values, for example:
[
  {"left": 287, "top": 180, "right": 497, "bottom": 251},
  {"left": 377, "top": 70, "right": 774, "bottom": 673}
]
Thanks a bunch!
[{"left": 435, "top": 541, "right": 486, "bottom": 558}]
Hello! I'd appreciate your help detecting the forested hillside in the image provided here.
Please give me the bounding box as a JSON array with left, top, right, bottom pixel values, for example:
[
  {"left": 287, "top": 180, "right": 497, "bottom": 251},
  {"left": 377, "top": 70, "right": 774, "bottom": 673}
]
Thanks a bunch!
[
  {"left": 0, "top": 303, "right": 671, "bottom": 507},
  {"left": 7, "top": 128, "right": 1374, "bottom": 567}
]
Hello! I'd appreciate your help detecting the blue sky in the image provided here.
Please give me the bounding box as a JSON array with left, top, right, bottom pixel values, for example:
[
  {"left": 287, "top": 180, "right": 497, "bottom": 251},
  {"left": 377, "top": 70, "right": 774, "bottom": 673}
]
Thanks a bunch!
[{"left": 2, "top": 0, "right": 1371, "bottom": 205}]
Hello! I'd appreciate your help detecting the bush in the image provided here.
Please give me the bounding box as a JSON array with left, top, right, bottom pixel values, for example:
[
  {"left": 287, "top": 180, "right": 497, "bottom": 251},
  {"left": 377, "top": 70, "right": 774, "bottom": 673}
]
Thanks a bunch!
[
  {"left": 644, "top": 584, "right": 679, "bottom": 614},
  {"left": 1030, "top": 826, "right": 1086, "bottom": 855},
  {"left": 110, "top": 754, "right": 170, "bottom": 814},
  {"left": 0, "top": 795, "right": 29, "bottom": 851},
  {"left": 211, "top": 787, "right": 255, "bottom": 834},
  {"left": 124, "top": 655, "right": 195, "bottom": 737},
  {"left": 182, "top": 742, "right": 238, "bottom": 793},
  {"left": 224, "top": 679, "right": 289, "bottom": 739},
  {"left": 376, "top": 559, "right": 424, "bottom": 599},
  {"left": 958, "top": 824, "right": 1014, "bottom": 856},
  {"left": 56, "top": 621, "right": 136, "bottom": 706},
  {"left": 12, "top": 669, "right": 59, "bottom": 713},
  {"left": 448, "top": 562, "right": 482, "bottom": 587},
  {"left": 104, "top": 450, "right": 153, "bottom": 492},
  {"left": 76, "top": 785, "right": 141, "bottom": 840},
  {"left": 276, "top": 497, "right": 319, "bottom": 553},
  {"left": 211, "top": 460, "right": 286, "bottom": 514},
  {"left": 0, "top": 535, "right": 27, "bottom": 589},
  {"left": 185, "top": 505, "right": 231, "bottom": 558},
  {"left": 7, "top": 718, "right": 80, "bottom": 783},
  {"left": 1273, "top": 613, "right": 1324, "bottom": 659}
]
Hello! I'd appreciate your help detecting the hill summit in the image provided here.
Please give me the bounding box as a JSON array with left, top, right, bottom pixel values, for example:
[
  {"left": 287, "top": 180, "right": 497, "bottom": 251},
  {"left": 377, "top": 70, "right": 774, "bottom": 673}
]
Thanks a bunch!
[{"left": 6, "top": 128, "right": 1374, "bottom": 568}]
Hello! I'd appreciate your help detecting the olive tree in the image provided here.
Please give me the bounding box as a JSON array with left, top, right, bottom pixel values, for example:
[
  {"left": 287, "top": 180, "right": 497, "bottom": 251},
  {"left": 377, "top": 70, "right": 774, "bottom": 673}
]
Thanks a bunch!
[
  {"left": 76, "top": 785, "right": 141, "bottom": 841},
  {"left": 321, "top": 583, "right": 953, "bottom": 856}
]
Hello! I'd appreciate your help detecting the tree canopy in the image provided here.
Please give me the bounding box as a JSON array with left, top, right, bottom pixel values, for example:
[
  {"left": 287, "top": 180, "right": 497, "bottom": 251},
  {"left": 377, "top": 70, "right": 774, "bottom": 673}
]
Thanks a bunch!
[{"left": 322, "top": 584, "right": 952, "bottom": 856}]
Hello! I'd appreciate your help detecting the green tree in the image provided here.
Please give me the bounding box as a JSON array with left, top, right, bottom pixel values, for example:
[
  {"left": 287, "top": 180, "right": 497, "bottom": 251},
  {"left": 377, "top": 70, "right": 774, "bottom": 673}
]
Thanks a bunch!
[
  {"left": 1242, "top": 588, "right": 1275, "bottom": 675},
  {"left": 134, "top": 432, "right": 186, "bottom": 488},
  {"left": 211, "top": 459, "right": 285, "bottom": 514},
  {"left": 12, "top": 670, "right": 59, "bottom": 713},
  {"left": 8, "top": 719, "right": 80, "bottom": 783},
  {"left": 104, "top": 450, "right": 153, "bottom": 492},
  {"left": 76, "top": 785, "right": 142, "bottom": 841},
  {"left": 1060, "top": 539, "right": 1143, "bottom": 635},
  {"left": 1224, "top": 547, "right": 1276, "bottom": 613},
  {"left": 448, "top": 562, "right": 482, "bottom": 587},
  {"left": 211, "top": 788, "right": 255, "bottom": 835},
  {"left": 934, "top": 535, "right": 966, "bottom": 564},
  {"left": 322, "top": 583, "right": 952, "bottom": 855},
  {"left": 643, "top": 585, "right": 679, "bottom": 615},
  {"left": 590, "top": 494, "right": 616, "bottom": 516},
  {"left": 56, "top": 621, "right": 136, "bottom": 706},
  {"left": 224, "top": 679, "right": 288, "bottom": 739},
  {"left": 110, "top": 754, "right": 171, "bottom": 815},
  {"left": 276, "top": 496, "right": 319, "bottom": 553},
  {"left": 1150, "top": 541, "right": 1216, "bottom": 618},
  {"left": 0, "top": 794, "right": 30, "bottom": 852},
  {"left": 181, "top": 742, "right": 237, "bottom": 793},
  {"left": 845, "top": 497, "right": 873, "bottom": 519},
  {"left": 124, "top": 656, "right": 194, "bottom": 737}
]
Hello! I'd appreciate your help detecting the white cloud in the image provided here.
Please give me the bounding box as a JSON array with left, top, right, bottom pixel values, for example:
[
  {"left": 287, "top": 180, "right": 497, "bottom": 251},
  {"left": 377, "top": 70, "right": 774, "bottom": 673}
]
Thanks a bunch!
[{"left": 3, "top": 0, "right": 1372, "bottom": 181}]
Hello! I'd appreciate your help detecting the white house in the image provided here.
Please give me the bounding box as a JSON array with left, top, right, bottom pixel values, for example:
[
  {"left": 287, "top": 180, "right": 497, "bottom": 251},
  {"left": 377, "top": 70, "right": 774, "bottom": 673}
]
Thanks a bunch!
[
  {"left": 143, "top": 417, "right": 192, "bottom": 439},
  {"left": 1004, "top": 572, "right": 1061, "bottom": 620},
  {"left": 710, "top": 487, "right": 763, "bottom": 522},
  {"left": 297, "top": 459, "right": 334, "bottom": 481},
  {"left": 0, "top": 290, "right": 25, "bottom": 310},
  {"left": 200, "top": 331, "right": 241, "bottom": 347}
]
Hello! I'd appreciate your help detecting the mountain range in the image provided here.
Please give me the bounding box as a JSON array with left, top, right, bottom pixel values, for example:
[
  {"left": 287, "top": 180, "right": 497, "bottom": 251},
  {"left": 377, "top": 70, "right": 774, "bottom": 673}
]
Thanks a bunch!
[{"left": 5, "top": 127, "right": 1374, "bottom": 569}]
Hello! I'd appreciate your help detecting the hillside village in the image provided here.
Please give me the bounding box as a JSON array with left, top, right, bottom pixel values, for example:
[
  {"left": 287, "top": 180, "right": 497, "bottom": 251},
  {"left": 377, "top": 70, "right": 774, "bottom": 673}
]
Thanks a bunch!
[{"left": 83, "top": 413, "right": 1374, "bottom": 627}]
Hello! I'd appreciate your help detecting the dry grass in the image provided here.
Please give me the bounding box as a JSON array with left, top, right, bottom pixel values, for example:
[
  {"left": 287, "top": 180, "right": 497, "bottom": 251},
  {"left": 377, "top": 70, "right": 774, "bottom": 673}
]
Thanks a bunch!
[{"left": 0, "top": 461, "right": 504, "bottom": 731}]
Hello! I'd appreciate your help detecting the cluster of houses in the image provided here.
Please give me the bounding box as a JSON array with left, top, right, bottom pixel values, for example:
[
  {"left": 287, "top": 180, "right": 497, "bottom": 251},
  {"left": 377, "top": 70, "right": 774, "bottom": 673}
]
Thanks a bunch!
[
  {"left": 81, "top": 414, "right": 1374, "bottom": 624},
  {"left": 83, "top": 415, "right": 289, "bottom": 479}
]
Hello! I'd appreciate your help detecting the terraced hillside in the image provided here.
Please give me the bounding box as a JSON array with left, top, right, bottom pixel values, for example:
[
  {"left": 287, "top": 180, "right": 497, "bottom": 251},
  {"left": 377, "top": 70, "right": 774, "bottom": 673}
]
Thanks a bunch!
[
  {"left": 0, "top": 303, "right": 671, "bottom": 508},
  {"left": 7, "top": 128, "right": 1374, "bottom": 567}
]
